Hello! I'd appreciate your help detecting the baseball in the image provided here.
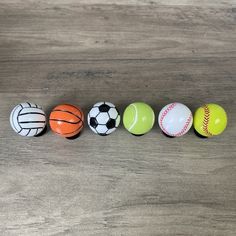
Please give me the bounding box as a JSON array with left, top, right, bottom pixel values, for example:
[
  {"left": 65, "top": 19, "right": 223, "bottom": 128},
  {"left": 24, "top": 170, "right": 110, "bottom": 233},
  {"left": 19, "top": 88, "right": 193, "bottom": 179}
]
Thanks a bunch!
[{"left": 158, "top": 102, "right": 193, "bottom": 137}]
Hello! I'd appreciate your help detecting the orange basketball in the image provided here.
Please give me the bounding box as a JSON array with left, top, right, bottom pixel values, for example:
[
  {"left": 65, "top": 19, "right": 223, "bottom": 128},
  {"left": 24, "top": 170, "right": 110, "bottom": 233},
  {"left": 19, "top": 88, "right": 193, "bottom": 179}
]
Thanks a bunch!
[{"left": 49, "top": 104, "right": 84, "bottom": 138}]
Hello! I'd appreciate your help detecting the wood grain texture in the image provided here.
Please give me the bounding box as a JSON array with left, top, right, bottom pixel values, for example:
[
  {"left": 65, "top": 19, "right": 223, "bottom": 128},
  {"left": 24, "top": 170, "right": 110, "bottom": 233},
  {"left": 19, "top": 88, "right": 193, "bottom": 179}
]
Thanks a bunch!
[{"left": 0, "top": 1, "right": 236, "bottom": 235}]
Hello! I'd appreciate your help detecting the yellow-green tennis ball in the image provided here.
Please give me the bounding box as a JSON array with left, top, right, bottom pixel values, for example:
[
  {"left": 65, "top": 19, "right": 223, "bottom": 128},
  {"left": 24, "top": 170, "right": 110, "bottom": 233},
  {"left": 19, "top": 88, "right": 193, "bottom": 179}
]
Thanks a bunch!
[
  {"left": 123, "top": 102, "right": 155, "bottom": 135},
  {"left": 193, "top": 103, "right": 227, "bottom": 137}
]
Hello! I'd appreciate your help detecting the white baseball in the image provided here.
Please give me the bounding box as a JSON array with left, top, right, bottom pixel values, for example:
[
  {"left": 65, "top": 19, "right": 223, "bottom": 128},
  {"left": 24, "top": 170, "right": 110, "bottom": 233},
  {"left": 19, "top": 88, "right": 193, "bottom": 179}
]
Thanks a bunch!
[{"left": 158, "top": 102, "right": 193, "bottom": 137}]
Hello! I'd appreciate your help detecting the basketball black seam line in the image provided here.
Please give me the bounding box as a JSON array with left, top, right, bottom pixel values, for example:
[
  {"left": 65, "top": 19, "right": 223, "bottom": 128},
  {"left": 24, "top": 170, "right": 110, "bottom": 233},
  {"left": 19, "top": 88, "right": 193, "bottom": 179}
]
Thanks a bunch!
[
  {"left": 11, "top": 106, "right": 23, "bottom": 132},
  {"left": 26, "top": 102, "right": 32, "bottom": 107},
  {"left": 50, "top": 122, "right": 84, "bottom": 135},
  {"left": 58, "top": 104, "right": 83, "bottom": 118},
  {"left": 51, "top": 110, "right": 82, "bottom": 122},
  {"left": 49, "top": 119, "right": 82, "bottom": 125}
]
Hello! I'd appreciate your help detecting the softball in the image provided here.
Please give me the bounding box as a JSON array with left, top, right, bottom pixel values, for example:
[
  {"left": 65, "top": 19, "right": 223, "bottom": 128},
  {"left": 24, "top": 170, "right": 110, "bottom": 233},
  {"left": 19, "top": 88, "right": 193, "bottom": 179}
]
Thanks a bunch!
[
  {"left": 193, "top": 103, "right": 227, "bottom": 137},
  {"left": 123, "top": 102, "right": 155, "bottom": 135}
]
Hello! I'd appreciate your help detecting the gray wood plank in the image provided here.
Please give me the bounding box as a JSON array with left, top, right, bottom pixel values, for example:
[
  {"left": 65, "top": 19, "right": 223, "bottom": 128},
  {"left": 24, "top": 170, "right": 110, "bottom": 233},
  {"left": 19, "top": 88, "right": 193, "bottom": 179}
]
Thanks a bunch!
[{"left": 0, "top": 1, "right": 236, "bottom": 61}]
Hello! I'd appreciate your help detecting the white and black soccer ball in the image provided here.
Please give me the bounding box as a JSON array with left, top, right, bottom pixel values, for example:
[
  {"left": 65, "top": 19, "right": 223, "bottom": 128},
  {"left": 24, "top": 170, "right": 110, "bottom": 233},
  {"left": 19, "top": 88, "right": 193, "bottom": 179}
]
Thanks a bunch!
[
  {"left": 87, "top": 102, "right": 120, "bottom": 136},
  {"left": 10, "top": 102, "right": 46, "bottom": 137}
]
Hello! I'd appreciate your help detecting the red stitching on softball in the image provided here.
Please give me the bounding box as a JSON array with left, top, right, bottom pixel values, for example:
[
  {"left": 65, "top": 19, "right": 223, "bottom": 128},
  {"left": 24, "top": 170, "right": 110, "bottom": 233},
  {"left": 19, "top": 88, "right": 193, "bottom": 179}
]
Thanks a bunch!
[
  {"left": 203, "top": 105, "right": 213, "bottom": 136},
  {"left": 159, "top": 103, "right": 177, "bottom": 136},
  {"left": 175, "top": 114, "right": 192, "bottom": 137}
]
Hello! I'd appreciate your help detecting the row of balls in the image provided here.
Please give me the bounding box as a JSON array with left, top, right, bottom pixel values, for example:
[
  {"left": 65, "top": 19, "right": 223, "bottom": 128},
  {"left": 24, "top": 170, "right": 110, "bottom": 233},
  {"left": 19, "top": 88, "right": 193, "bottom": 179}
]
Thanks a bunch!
[{"left": 10, "top": 102, "right": 228, "bottom": 138}]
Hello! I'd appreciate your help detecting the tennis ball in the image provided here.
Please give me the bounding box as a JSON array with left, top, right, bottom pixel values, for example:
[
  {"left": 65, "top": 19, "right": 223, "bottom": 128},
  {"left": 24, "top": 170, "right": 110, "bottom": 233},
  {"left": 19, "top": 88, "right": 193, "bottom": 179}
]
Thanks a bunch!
[
  {"left": 193, "top": 103, "right": 227, "bottom": 137},
  {"left": 123, "top": 102, "right": 155, "bottom": 135}
]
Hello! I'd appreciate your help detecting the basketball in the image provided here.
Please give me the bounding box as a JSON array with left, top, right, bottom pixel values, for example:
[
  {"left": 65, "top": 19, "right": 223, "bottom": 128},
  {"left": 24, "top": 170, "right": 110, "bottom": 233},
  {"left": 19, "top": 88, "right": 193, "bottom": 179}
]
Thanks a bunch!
[
  {"left": 49, "top": 104, "right": 84, "bottom": 138},
  {"left": 10, "top": 102, "right": 46, "bottom": 137}
]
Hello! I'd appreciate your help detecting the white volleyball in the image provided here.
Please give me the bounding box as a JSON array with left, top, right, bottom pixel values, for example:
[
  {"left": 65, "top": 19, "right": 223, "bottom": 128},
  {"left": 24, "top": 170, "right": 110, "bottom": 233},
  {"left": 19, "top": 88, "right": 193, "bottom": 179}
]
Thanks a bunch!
[{"left": 10, "top": 102, "right": 46, "bottom": 137}]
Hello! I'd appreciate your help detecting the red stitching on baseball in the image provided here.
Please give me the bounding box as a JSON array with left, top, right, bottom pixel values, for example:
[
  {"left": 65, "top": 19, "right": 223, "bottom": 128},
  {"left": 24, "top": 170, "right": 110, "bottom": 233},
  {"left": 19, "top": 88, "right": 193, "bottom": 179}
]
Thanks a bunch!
[
  {"left": 203, "top": 105, "right": 213, "bottom": 136},
  {"left": 159, "top": 103, "right": 177, "bottom": 136},
  {"left": 175, "top": 114, "right": 192, "bottom": 137}
]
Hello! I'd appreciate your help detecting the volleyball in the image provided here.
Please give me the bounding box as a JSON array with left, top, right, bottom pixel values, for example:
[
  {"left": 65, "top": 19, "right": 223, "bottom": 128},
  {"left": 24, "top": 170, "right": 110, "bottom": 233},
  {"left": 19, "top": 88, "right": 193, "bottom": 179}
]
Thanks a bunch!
[{"left": 10, "top": 102, "right": 46, "bottom": 137}]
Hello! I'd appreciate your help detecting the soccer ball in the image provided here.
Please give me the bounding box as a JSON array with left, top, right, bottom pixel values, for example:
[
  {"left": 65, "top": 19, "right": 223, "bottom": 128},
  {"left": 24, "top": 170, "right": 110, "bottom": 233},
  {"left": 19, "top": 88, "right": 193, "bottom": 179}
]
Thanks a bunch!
[{"left": 87, "top": 102, "right": 120, "bottom": 136}]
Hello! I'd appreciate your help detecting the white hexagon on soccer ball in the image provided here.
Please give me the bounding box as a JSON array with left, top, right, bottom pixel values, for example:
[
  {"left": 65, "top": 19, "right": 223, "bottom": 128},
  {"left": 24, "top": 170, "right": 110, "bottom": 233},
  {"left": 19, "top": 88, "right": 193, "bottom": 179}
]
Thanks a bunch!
[
  {"left": 96, "top": 112, "right": 110, "bottom": 124},
  {"left": 89, "top": 107, "right": 100, "bottom": 117},
  {"left": 96, "top": 125, "right": 108, "bottom": 134},
  {"left": 108, "top": 108, "right": 118, "bottom": 119}
]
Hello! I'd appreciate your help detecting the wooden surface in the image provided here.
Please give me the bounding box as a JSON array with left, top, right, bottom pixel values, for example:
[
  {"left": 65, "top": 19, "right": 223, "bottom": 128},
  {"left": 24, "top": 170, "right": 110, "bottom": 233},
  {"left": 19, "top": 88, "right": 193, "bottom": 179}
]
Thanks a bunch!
[{"left": 0, "top": 1, "right": 236, "bottom": 235}]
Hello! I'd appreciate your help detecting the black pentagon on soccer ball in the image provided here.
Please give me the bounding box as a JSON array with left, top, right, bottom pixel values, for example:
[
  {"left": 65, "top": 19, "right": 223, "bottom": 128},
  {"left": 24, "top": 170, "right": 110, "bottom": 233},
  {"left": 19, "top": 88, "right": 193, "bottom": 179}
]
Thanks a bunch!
[
  {"left": 90, "top": 117, "right": 98, "bottom": 128},
  {"left": 106, "top": 119, "right": 116, "bottom": 129},
  {"left": 99, "top": 104, "right": 110, "bottom": 112}
]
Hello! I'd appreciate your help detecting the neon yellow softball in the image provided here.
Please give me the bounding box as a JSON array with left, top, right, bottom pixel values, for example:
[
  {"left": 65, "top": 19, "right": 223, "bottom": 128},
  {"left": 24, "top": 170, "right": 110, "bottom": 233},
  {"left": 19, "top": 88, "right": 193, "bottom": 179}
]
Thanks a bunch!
[
  {"left": 123, "top": 102, "right": 155, "bottom": 135},
  {"left": 193, "top": 104, "right": 227, "bottom": 137}
]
